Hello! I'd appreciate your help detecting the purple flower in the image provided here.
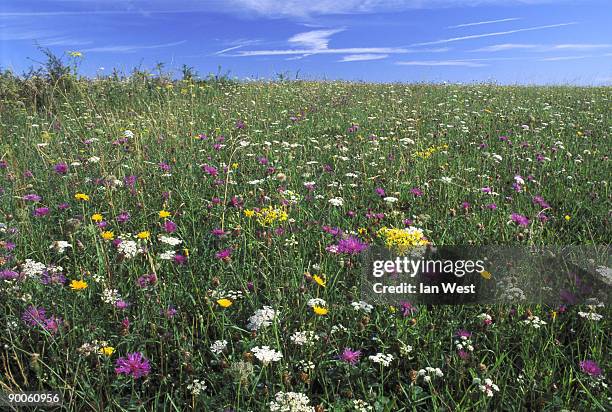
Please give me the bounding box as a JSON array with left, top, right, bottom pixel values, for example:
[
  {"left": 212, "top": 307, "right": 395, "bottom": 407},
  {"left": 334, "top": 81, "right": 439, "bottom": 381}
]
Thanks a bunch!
[
  {"left": 158, "top": 162, "right": 171, "bottom": 172},
  {"left": 23, "top": 194, "right": 42, "bottom": 202},
  {"left": 579, "top": 360, "right": 602, "bottom": 377},
  {"left": 454, "top": 329, "right": 472, "bottom": 339},
  {"left": 399, "top": 301, "right": 417, "bottom": 317},
  {"left": 215, "top": 248, "right": 232, "bottom": 261},
  {"left": 115, "top": 300, "right": 129, "bottom": 310},
  {"left": 163, "top": 220, "right": 177, "bottom": 233},
  {"left": 40, "top": 271, "right": 66, "bottom": 285},
  {"left": 410, "top": 187, "right": 423, "bottom": 197},
  {"left": 22, "top": 306, "right": 47, "bottom": 327},
  {"left": 461, "top": 201, "right": 470, "bottom": 210},
  {"left": 235, "top": 120, "right": 245, "bottom": 129},
  {"left": 0, "top": 269, "right": 19, "bottom": 280},
  {"left": 336, "top": 236, "right": 368, "bottom": 255},
  {"left": 114, "top": 352, "right": 151, "bottom": 379},
  {"left": 137, "top": 273, "right": 157, "bottom": 288},
  {"left": 486, "top": 203, "right": 497, "bottom": 210},
  {"left": 124, "top": 175, "right": 138, "bottom": 188},
  {"left": 339, "top": 348, "right": 362, "bottom": 365},
  {"left": 173, "top": 254, "right": 187, "bottom": 265},
  {"left": 375, "top": 187, "right": 386, "bottom": 197},
  {"left": 458, "top": 350, "right": 470, "bottom": 360},
  {"left": 116, "top": 212, "right": 131, "bottom": 223},
  {"left": 211, "top": 228, "right": 227, "bottom": 237},
  {"left": 54, "top": 162, "right": 69, "bottom": 175},
  {"left": 202, "top": 164, "right": 218, "bottom": 176},
  {"left": 532, "top": 195, "right": 550, "bottom": 209},
  {"left": 33, "top": 207, "right": 50, "bottom": 217},
  {"left": 510, "top": 213, "right": 530, "bottom": 227},
  {"left": 481, "top": 187, "right": 492, "bottom": 194},
  {"left": 164, "top": 305, "right": 178, "bottom": 318}
]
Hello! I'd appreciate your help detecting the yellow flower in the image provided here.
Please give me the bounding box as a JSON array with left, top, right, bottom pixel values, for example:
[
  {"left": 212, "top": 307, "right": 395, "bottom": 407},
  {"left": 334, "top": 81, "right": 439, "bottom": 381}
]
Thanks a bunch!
[
  {"left": 217, "top": 298, "right": 233, "bottom": 308},
  {"left": 100, "top": 230, "right": 115, "bottom": 240},
  {"left": 564, "top": 215, "right": 571, "bottom": 221},
  {"left": 232, "top": 163, "right": 239, "bottom": 169},
  {"left": 313, "top": 306, "right": 328, "bottom": 316},
  {"left": 183, "top": 248, "right": 189, "bottom": 257},
  {"left": 136, "top": 231, "right": 150, "bottom": 240},
  {"left": 389, "top": 306, "right": 396, "bottom": 313},
  {"left": 551, "top": 311, "right": 557, "bottom": 321},
  {"left": 91, "top": 213, "right": 103, "bottom": 222},
  {"left": 74, "top": 193, "right": 90, "bottom": 201},
  {"left": 480, "top": 270, "right": 492, "bottom": 280},
  {"left": 101, "top": 231, "right": 114, "bottom": 241},
  {"left": 159, "top": 210, "right": 171, "bottom": 218},
  {"left": 69, "top": 279, "right": 88, "bottom": 290},
  {"left": 313, "top": 274, "right": 326, "bottom": 287},
  {"left": 68, "top": 51, "right": 83, "bottom": 58},
  {"left": 99, "top": 346, "right": 115, "bottom": 356},
  {"left": 244, "top": 209, "right": 255, "bottom": 218}
]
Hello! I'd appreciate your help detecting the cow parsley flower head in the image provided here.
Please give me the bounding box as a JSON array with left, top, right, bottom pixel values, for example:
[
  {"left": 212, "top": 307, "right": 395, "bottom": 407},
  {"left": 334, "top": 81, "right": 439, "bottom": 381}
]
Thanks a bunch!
[
  {"left": 269, "top": 391, "right": 312, "bottom": 412},
  {"left": 247, "top": 306, "right": 276, "bottom": 331},
  {"left": 251, "top": 346, "right": 283, "bottom": 365}
]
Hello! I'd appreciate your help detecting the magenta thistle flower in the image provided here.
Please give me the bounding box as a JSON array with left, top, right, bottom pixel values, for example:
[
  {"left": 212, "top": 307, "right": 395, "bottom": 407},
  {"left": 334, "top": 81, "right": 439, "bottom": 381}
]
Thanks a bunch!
[
  {"left": 336, "top": 236, "right": 368, "bottom": 255},
  {"left": 202, "top": 164, "right": 218, "bottom": 176},
  {"left": 114, "top": 352, "right": 151, "bottom": 379},
  {"left": 23, "top": 194, "right": 42, "bottom": 202},
  {"left": 215, "top": 248, "right": 232, "bottom": 261},
  {"left": 375, "top": 187, "right": 385, "bottom": 197},
  {"left": 399, "top": 301, "right": 417, "bottom": 317},
  {"left": 33, "top": 207, "right": 50, "bottom": 217},
  {"left": 579, "top": 360, "right": 602, "bottom": 376},
  {"left": 454, "top": 329, "right": 472, "bottom": 339},
  {"left": 339, "top": 348, "right": 362, "bottom": 365},
  {"left": 410, "top": 187, "right": 423, "bottom": 197},
  {"left": 54, "top": 162, "right": 69, "bottom": 175},
  {"left": 163, "top": 220, "right": 177, "bottom": 233},
  {"left": 22, "top": 305, "right": 47, "bottom": 327},
  {"left": 511, "top": 213, "right": 530, "bottom": 227}
]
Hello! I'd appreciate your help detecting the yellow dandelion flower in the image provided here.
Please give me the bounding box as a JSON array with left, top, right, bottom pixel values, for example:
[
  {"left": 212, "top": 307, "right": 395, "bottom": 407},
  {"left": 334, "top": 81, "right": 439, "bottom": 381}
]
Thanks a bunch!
[
  {"left": 480, "top": 270, "right": 492, "bottom": 280},
  {"left": 69, "top": 279, "right": 88, "bottom": 290},
  {"left": 159, "top": 210, "right": 171, "bottom": 218},
  {"left": 136, "top": 231, "right": 150, "bottom": 240},
  {"left": 217, "top": 298, "right": 233, "bottom": 308},
  {"left": 99, "top": 346, "right": 115, "bottom": 356},
  {"left": 232, "top": 163, "right": 239, "bottom": 169},
  {"left": 74, "top": 193, "right": 90, "bottom": 201},
  {"left": 564, "top": 215, "right": 571, "bottom": 221},
  {"left": 244, "top": 209, "right": 255, "bottom": 218},
  {"left": 313, "top": 274, "right": 326, "bottom": 287},
  {"left": 101, "top": 231, "right": 114, "bottom": 241},
  {"left": 313, "top": 306, "right": 328, "bottom": 316},
  {"left": 91, "top": 213, "right": 103, "bottom": 222}
]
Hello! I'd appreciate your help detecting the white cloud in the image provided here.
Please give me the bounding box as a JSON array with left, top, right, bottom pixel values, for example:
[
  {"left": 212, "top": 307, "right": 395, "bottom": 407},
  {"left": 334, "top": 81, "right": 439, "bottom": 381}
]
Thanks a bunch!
[
  {"left": 339, "top": 53, "right": 388, "bottom": 62},
  {"left": 288, "top": 29, "right": 344, "bottom": 49},
  {"left": 81, "top": 40, "right": 186, "bottom": 53},
  {"left": 540, "top": 55, "right": 595, "bottom": 61},
  {"left": 447, "top": 17, "right": 521, "bottom": 29},
  {"left": 471, "top": 43, "right": 540, "bottom": 52},
  {"left": 410, "top": 22, "right": 577, "bottom": 46},
  {"left": 396, "top": 60, "right": 488, "bottom": 67},
  {"left": 552, "top": 44, "right": 612, "bottom": 50}
]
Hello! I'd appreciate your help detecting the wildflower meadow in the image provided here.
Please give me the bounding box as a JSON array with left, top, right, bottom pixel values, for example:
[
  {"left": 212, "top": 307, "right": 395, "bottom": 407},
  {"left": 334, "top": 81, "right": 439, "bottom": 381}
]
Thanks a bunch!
[{"left": 0, "top": 57, "right": 610, "bottom": 411}]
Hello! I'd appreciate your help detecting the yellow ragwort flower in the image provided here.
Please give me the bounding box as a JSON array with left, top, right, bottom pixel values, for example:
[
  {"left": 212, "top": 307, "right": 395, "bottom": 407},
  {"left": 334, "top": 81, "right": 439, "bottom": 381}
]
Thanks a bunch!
[
  {"left": 313, "top": 274, "right": 326, "bottom": 287},
  {"left": 74, "top": 193, "right": 90, "bottom": 201},
  {"left": 91, "top": 213, "right": 103, "bottom": 222},
  {"left": 101, "top": 231, "right": 115, "bottom": 241},
  {"left": 564, "top": 215, "right": 571, "bottom": 221},
  {"left": 136, "top": 231, "right": 151, "bottom": 240},
  {"left": 217, "top": 298, "right": 233, "bottom": 308},
  {"left": 313, "top": 306, "right": 328, "bottom": 316},
  {"left": 70, "top": 279, "right": 88, "bottom": 290},
  {"left": 159, "top": 210, "right": 171, "bottom": 219},
  {"left": 244, "top": 209, "right": 255, "bottom": 218},
  {"left": 99, "top": 346, "right": 115, "bottom": 356}
]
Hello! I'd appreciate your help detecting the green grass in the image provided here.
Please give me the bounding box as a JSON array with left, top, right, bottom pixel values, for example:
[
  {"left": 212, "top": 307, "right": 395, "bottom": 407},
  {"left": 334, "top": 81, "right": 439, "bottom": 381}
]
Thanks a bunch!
[{"left": 0, "top": 73, "right": 610, "bottom": 411}]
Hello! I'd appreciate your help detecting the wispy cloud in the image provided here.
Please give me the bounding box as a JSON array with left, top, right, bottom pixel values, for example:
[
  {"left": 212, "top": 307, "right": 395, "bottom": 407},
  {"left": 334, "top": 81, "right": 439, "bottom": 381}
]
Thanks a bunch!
[
  {"left": 540, "top": 55, "right": 596, "bottom": 61},
  {"left": 396, "top": 60, "right": 488, "bottom": 67},
  {"left": 288, "top": 28, "right": 344, "bottom": 49},
  {"left": 471, "top": 43, "right": 612, "bottom": 52},
  {"left": 447, "top": 17, "right": 521, "bottom": 29},
  {"left": 410, "top": 22, "right": 577, "bottom": 46},
  {"left": 339, "top": 53, "right": 388, "bottom": 62},
  {"left": 220, "top": 29, "right": 451, "bottom": 57},
  {"left": 471, "top": 43, "right": 540, "bottom": 52},
  {"left": 81, "top": 40, "right": 186, "bottom": 53}
]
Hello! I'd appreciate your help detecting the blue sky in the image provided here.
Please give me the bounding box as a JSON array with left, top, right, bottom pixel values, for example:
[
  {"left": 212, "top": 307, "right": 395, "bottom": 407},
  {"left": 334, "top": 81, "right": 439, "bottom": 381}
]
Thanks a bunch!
[{"left": 1, "top": 0, "right": 611, "bottom": 84}]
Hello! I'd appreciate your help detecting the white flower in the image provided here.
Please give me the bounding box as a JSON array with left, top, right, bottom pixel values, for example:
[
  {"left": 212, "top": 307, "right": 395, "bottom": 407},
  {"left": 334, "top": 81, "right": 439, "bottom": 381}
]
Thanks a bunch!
[
  {"left": 101, "top": 288, "right": 121, "bottom": 305},
  {"left": 158, "top": 235, "right": 182, "bottom": 246},
  {"left": 352, "top": 399, "right": 373, "bottom": 412},
  {"left": 159, "top": 250, "right": 176, "bottom": 260},
  {"left": 290, "top": 330, "right": 318, "bottom": 346},
  {"left": 514, "top": 175, "right": 525, "bottom": 185},
  {"left": 578, "top": 311, "right": 603, "bottom": 321},
  {"left": 383, "top": 196, "right": 398, "bottom": 203},
  {"left": 328, "top": 197, "right": 344, "bottom": 207},
  {"left": 269, "top": 391, "right": 311, "bottom": 412},
  {"left": 307, "top": 298, "right": 326, "bottom": 308},
  {"left": 523, "top": 315, "right": 547, "bottom": 328},
  {"left": 440, "top": 176, "right": 453, "bottom": 184},
  {"left": 49, "top": 241, "right": 72, "bottom": 254},
  {"left": 88, "top": 156, "right": 100, "bottom": 164},
  {"left": 368, "top": 353, "right": 393, "bottom": 367},
  {"left": 123, "top": 130, "right": 134, "bottom": 138},
  {"left": 247, "top": 306, "right": 276, "bottom": 331},
  {"left": 117, "top": 239, "right": 140, "bottom": 258},
  {"left": 210, "top": 340, "right": 228, "bottom": 355},
  {"left": 478, "top": 378, "right": 500, "bottom": 397},
  {"left": 187, "top": 379, "right": 207, "bottom": 396},
  {"left": 351, "top": 301, "right": 373, "bottom": 313},
  {"left": 251, "top": 346, "right": 283, "bottom": 364},
  {"left": 22, "top": 259, "right": 47, "bottom": 278}
]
